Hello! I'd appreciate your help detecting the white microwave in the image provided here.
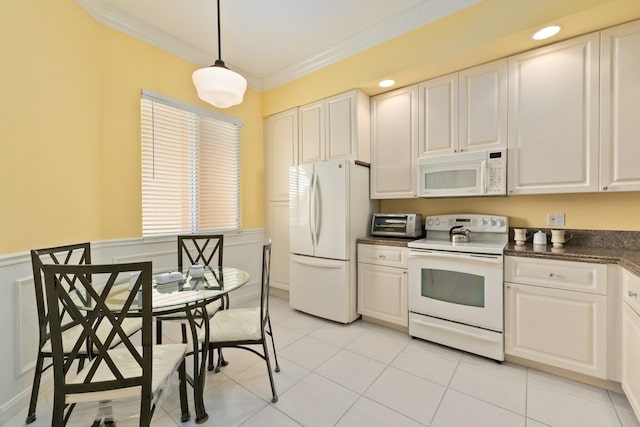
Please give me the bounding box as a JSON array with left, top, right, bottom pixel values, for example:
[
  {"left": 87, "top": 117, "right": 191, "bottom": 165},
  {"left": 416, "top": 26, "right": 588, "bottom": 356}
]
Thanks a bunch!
[{"left": 417, "top": 149, "right": 506, "bottom": 198}]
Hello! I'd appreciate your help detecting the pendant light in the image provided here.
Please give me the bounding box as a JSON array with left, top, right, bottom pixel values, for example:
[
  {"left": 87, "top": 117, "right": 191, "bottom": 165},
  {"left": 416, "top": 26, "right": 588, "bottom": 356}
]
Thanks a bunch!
[{"left": 192, "top": 0, "right": 247, "bottom": 108}]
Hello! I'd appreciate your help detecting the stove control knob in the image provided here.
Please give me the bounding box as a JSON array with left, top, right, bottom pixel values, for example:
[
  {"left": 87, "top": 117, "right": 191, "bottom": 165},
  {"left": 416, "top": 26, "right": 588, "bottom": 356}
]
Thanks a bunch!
[
  {"left": 435, "top": 218, "right": 441, "bottom": 226},
  {"left": 499, "top": 219, "right": 506, "bottom": 227},
  {"left": 490, "top": 218, "right": 497, "bottom": 226},
  {"left": 481, "top": 218, "right": 489, "bottom": 226},
  {"left": 427, "top": 218, "right": 433, "bottom": 226}
]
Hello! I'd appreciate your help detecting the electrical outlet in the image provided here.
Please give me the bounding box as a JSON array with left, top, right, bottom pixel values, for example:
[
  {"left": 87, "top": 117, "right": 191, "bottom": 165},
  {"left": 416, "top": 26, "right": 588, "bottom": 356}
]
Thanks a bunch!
[{"left": 547, "top": 212, "right": 565, "bottom": 226}]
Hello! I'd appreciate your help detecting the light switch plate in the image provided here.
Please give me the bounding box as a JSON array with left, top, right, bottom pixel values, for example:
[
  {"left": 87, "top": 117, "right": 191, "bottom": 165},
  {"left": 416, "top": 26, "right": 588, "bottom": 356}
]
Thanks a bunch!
[{"left": 547, "top": 212, "right": 565, "bottom": 226}]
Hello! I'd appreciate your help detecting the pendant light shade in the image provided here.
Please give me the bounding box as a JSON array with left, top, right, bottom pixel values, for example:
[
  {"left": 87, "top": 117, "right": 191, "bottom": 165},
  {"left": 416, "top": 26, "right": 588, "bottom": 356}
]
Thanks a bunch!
[{"left": 192, "top": 0, "right": 246, "bottom": 108}]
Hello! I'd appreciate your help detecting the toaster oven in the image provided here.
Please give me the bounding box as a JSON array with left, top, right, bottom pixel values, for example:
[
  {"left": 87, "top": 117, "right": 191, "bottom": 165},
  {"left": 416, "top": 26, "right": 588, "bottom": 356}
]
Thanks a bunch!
[{"left": 371, "top": 213, "right": 423, "bottom": 238}]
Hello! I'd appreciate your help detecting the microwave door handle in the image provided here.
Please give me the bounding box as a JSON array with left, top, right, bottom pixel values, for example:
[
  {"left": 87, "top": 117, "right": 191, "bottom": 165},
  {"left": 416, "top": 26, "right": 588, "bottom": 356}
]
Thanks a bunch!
[{"left": 480, "top": 160, "right": 487, "bottom": 194}]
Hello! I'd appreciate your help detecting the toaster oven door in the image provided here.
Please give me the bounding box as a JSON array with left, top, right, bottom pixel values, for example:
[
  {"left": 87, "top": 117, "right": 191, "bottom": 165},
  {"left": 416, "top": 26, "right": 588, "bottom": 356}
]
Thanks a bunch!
[{"left": 371, "top": 215, "right": 408, "bottom": 236}]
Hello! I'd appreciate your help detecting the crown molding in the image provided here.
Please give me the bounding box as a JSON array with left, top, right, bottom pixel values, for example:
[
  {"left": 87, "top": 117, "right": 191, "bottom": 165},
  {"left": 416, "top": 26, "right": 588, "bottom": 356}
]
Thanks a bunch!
[
  {"left": 76, "top": 0, "right": 480, "bottom": 92},
  {"left": 260, "top": 0, "right": 481, "bottom": 90}
]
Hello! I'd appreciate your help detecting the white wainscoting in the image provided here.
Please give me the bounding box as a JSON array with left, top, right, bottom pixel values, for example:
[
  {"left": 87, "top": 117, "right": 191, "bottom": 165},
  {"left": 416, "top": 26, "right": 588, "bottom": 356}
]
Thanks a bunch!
[{"left": 0, "top": 229, "right": 265, "bottom": 425}]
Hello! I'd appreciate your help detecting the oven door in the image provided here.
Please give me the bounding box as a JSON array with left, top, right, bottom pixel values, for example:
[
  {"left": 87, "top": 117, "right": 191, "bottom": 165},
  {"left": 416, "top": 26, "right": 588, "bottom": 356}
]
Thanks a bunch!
[{"left": 408, "top": 249, "right": 503, "bottom": 332}]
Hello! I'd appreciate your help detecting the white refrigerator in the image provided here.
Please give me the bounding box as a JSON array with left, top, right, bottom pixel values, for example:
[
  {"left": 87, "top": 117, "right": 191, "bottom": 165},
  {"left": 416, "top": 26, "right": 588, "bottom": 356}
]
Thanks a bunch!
[{"left": 289, "top": 159, "right": 376, "bottom": 323}]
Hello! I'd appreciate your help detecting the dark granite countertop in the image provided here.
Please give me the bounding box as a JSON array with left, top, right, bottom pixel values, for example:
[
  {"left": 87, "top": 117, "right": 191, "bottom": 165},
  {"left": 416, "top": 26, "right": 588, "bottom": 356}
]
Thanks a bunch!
[
  {"left": 504, "top": 228, "right": 640, "bottom": 276},
  {"left": 505, "top": 243, "right": 640, "bottom": 277}
]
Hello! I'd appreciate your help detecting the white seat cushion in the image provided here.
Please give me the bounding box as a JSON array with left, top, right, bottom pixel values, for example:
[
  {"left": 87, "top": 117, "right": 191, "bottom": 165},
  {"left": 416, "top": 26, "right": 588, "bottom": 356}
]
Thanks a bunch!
[
  {"left": 200, "top": 308, "right": 262, "bottom": 343},
  {"left": 66, "top": 343, "right": 187, "bottom": 404},
  {"left": 42, "top": 317, "right": 142, "bottom": 354}
]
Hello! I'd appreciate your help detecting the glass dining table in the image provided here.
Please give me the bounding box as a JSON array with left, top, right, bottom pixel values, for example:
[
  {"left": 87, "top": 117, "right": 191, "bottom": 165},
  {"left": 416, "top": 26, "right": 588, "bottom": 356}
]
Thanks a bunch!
[{"left": 74, "top": 265, "right": 250, "bottom": 424}]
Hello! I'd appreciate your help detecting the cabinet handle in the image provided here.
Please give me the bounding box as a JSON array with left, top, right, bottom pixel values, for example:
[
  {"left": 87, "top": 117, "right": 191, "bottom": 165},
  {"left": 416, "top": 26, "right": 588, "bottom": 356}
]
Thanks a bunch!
[
  {"left": 629, "top": 291, "right": 638, "bottom": 298},
  {"left": 549, "top": 273, "right": 554, "bottom": 277},
  {"left": 602, "top": 186, "right": 608, "bottom": 191},
  {"left": 378, "top": 254, "right": 386, "bottom": 259}
]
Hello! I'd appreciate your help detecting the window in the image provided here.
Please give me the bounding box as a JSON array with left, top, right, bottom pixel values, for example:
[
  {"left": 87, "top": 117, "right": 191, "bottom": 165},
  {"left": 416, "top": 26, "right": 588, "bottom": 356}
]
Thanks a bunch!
[{"left": 141, "top": 90, "right": 243, "bottom": 237}]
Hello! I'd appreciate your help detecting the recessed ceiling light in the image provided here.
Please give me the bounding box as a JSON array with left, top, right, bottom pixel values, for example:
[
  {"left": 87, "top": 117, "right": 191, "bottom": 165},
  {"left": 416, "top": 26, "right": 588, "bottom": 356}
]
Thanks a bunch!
[
  {"left": 379, "top": 79, "right": 395, "bottom": 88},
  {"left": 532, "top": 25, "right": 562, "bottom": 41}
]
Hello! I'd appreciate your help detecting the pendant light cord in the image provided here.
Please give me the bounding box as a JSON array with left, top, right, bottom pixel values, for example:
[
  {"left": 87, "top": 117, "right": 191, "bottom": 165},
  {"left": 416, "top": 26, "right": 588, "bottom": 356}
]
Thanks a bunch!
[{"left": 217, "top": 0, "right": 222, "bottom": 62}]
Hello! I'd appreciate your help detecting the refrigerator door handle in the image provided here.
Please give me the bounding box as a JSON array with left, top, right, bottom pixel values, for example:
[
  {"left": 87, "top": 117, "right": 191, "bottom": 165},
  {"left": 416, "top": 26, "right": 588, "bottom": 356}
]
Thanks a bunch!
[
  {"left": 308, "top": 172, "right": 316, "bottom": 247},
  {"left": 314, "top": 173, "right": 321, "bottom": 245}
]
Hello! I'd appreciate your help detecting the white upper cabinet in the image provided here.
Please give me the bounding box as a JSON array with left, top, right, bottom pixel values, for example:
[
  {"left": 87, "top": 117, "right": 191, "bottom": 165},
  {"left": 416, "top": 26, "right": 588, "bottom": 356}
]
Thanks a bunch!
[
  {"left": 418, "top": 59, "right": 507, "bottom": 157},
  {"left": 298, "top": 101, "right": 324, "bottom": 164},
  {"left": 418, "top": 73, "right": 458, "bottom": 156},
  {"left": 600, "top": 20, "right": 640, "bottom": 192},
  {"left": 298, "top": 89, "right": 370, "bottom": 164},
  {"left": 507, "top": 33, "right": 600, "bottom": 195},
  {"left": 264, "top": 108, "right": 298, "bottom": 202},
  {"left": 370, "top": 85, "right": 419, "bottom": 199},
  {"left": 459, "top": 60, "right": 508, "bottom": 153}
]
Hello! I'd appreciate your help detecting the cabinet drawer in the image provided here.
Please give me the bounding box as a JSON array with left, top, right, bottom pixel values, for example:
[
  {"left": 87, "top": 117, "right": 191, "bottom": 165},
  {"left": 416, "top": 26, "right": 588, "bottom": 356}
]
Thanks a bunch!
[
  {"left": 623, "top": 269, "right": 640, "bottom": 315},
  {"left": 505, "top": 256, "right": 607, "bottom": 295},
  {"left": 358, "top": 244, "right": 407, "bottom": 268}
]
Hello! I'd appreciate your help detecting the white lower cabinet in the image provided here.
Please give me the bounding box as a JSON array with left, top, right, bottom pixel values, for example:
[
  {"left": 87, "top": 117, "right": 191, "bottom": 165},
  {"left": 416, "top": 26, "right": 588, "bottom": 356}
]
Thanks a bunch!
[
  {"left": 622, "top": 269, "right": 640, "bottom": 420},
  {"left": 357, "top": 244, "right": 408, "bottom": 327},
  {"left": 505, "top": 256, "right": 608, "bottom": 378}
]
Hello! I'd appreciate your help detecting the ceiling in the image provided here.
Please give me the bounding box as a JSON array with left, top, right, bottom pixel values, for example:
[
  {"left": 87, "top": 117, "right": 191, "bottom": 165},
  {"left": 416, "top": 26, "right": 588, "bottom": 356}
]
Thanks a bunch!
[{"left": 75, "top": 0, "right": 481, "bottom": 92}]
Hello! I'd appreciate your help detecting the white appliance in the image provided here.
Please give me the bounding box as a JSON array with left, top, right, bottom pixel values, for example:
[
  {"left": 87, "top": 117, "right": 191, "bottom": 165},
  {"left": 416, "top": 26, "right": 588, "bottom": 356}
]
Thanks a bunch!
[
  {"left": 417, "top": 149, "right": 506, "bottom": 198},
  {"left": 408, "top": 214, "right": 508, "bottom": 361},
  {"left": 289, "top": 159, "right": 376, "bottom": 323}
]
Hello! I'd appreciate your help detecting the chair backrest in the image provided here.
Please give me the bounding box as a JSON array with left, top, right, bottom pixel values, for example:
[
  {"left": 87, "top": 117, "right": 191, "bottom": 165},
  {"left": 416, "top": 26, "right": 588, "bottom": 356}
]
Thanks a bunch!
[
  {"left": 177, "top": 234, "right": 224, "bottom": 272},
  {"left": 31, "top": 243, "right": 92, "bottom": 349},
  {"left": 42, "top": 262, "right": 153, "bottom": 406},
  {"left": 260, "top": 242, "right": 272, "bottom": 327}
]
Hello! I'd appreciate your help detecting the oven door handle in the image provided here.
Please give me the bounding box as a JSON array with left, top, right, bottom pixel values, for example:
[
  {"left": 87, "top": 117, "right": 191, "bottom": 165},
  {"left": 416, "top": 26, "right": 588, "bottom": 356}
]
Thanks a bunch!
[{"left": 408, "top": 250, "right": 502, "bottom": 265}]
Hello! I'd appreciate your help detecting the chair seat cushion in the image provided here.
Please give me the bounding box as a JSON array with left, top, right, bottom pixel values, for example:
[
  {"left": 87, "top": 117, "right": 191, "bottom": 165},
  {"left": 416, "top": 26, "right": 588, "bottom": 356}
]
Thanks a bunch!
[
  {"left": 201, "top": 308, "right": 262, "bottom": 343},
  {"left": 42, "top": 317, "right": 142, "bottom": 354},
  {"left": 66, "top": 343, "right": 187, "bottom": 404}
]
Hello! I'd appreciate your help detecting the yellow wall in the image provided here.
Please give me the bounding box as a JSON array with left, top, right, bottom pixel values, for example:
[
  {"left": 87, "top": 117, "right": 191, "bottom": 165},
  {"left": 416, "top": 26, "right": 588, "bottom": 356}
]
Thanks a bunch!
[
  {"left": 0, "top": 2, "right": 263, "bottom": 254},
  {"left": 383, "top": 193, "right": 640, "bottom": 231}
]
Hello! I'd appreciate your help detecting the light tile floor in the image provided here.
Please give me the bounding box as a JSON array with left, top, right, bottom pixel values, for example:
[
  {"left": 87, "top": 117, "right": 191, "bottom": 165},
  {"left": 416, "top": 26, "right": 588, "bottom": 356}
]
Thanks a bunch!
[{"left": 10, "top": 295, "right": 640, "bottom": 427}]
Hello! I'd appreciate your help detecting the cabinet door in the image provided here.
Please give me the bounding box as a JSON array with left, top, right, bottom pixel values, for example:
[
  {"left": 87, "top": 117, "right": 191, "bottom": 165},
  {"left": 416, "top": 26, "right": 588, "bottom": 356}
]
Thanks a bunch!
[
  {"left": 325, "top": 91, "right": 356, "bottom": 161},
  {"left": 370, "top": 85, "right": 419, "bottom": 199},
  {"left": 622, "top": 303, "right": 640, "bottom": 421},
  {"left": 299, "top": 100, "right": 324, "bottom": 164},
  {"left": 459, "top": 59, "right": 507, "bottom": 153},
  {"left": 357, "top": 262, "right": 408, "bottom": 326},
  {"left": 505, "top": 282, "right": 607, "bottom": 378},
  {"left": 507, "top": 33, "right": 600, "bottom": 194},
  {"left": 265, "top": 108, "right": 298, "bottom": 201},
  {"left": 418, "top": 73, "right": 458, "bottom": 156},
  {"left": 600, "top": 20, "right": 640, "bottom": 192},
  {"left": 265, "top": 201, "right": 289, "bottom": 291}
]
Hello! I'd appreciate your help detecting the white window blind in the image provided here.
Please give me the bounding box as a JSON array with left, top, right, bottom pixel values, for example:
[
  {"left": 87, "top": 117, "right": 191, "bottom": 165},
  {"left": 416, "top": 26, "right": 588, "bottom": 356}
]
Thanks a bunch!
[{"left": 141, "top": 90, "right": 242, "bottom": 237}]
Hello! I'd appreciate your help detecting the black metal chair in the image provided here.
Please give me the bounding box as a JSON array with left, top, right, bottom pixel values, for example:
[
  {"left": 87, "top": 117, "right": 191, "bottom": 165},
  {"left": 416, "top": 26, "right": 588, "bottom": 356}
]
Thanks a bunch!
[
  {"left": 202, "top": 242, "right": 281, "bottom": 402},
  {"left": 26, "top": 243, "right": 142, "bottom": 424},
  {"left": 156, "top": 234, "right": 225, "bottom": 368},
  {"left": 42, "top": 261, "right": 189, "bottom": 426}
]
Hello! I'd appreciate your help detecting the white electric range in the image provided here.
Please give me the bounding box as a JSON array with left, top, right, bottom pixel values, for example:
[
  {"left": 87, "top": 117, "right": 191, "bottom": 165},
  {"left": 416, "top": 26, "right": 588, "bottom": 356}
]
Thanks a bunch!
[{"left": 407, "top": 214, "right": 509, "bottom": 361}]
